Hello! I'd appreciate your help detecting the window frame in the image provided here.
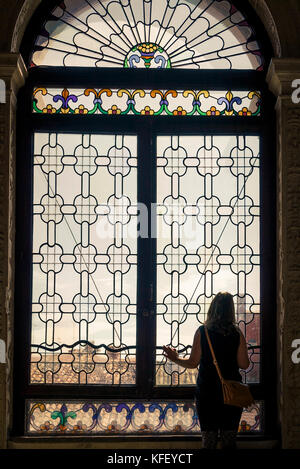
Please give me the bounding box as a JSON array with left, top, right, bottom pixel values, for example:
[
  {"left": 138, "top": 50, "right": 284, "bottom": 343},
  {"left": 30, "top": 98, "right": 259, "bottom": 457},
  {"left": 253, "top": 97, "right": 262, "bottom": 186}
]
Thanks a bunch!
[{"left": 13, "top": 0, "right": 277, "bottom": 439}]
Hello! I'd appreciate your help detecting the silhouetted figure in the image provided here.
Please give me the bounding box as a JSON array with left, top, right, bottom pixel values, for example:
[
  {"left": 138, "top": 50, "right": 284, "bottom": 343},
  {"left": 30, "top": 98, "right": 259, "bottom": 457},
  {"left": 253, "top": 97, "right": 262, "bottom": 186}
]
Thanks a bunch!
[{"left": 163, "top": 292, "right": 250, "bottom": 449}]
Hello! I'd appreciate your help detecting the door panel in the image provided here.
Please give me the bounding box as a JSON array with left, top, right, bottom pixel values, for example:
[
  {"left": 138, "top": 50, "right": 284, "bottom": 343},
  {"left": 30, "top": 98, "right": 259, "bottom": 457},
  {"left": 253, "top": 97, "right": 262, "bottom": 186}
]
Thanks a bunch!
[
  {"left": 155, "top": 135, "right": 260, "bottom": 386},
  {"left": 30, "top": 132, "right": 138, "bottom": 385}
]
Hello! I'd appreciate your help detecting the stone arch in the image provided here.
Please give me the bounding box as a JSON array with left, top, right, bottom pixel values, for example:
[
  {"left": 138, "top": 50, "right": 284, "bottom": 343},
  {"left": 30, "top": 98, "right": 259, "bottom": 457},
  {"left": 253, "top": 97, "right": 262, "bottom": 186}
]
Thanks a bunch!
[
  {"left": 11, "top": 0, "right": 42, "bottom": 54},
  {"left": 248, "top": 0, "right": 281, "bottom": 57}
]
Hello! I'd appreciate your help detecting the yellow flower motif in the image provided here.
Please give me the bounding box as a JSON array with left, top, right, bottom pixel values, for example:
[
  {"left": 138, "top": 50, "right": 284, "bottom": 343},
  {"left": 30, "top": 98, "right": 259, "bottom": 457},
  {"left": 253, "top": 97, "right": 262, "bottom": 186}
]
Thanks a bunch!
[
  {"left": 106, "top": 423, "right": 122, "bottom": 432},
  {"left": 174, "top": 424, "right": 183, "bottom": 432},
  {"left": 137, "top": 43, "right": 157, "bottom": 53},
  {"left": 39, "top": 421, "right": 54, "bottom": 432},
  {"left": 172, "top": 106, "right": 187, "bottom": 116},
  {"left": 238, "top": 107, "right": 252, "bottom": 116},
  {"left": 108, "top": 104, "right": 121, "bottom": 115},
  {"left": 72, "top": 422, "right": 87, "bottom": 432},
  {"left": 42, "top": 104, "right": 56, "bottom": 114},
  {"left": 238, "top": 420, "right": 251, "bottom": 432},
  {"left": 206, "top": 106, "right": 220, "bottom": 116},
  {"left": 75, "top": 104, "right": 88, "bottom": 114},
  {"left": 141, "top": 105, "right": 154, "bottom": 115}
]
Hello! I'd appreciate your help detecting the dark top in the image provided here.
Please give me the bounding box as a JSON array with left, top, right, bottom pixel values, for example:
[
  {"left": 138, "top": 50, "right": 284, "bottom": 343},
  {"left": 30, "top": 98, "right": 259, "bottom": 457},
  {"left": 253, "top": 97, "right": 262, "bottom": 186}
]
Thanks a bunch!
[{"left": 196, "top": 324, "right": 242, "bottom": 393}]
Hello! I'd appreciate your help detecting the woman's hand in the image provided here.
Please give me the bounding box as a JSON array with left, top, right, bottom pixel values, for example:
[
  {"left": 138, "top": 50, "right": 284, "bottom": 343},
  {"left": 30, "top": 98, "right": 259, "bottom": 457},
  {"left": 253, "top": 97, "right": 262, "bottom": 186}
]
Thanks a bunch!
[{"left": 163, "top": 345, "right": 179, "bottom": 363}]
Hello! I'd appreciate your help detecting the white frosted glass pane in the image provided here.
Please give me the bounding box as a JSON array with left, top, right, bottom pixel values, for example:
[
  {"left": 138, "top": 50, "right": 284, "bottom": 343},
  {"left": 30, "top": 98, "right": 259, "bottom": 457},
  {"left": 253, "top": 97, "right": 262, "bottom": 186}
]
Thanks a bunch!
[
  {"left": 30, "top": 132, "right": 137, "bottom": 385},
  {"left": 156, "top": 135, "right": 260, "bottom": 386}
]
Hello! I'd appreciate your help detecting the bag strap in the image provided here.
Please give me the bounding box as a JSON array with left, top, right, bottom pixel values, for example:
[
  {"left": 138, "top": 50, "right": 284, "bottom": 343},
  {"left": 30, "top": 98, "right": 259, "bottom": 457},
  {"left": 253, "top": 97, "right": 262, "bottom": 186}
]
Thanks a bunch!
[{"left": 204, "top": 326, "right": 224, "bottom": 383}]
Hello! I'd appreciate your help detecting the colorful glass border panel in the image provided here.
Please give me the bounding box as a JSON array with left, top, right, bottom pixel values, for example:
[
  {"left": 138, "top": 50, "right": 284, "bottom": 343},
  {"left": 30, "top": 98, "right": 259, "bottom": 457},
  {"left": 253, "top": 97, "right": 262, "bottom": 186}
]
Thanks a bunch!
[
  {"left": 26, "top": 400, "right": 263, "bottom": 435},
  {"left": 33, "top": 88, "right": 261, "bottom": 117}
]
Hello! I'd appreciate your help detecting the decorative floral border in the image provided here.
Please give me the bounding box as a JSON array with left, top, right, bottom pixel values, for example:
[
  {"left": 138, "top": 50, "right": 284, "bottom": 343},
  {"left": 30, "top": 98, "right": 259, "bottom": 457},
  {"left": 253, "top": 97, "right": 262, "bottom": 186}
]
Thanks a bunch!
[
  {"left": 26, "top": 400, "right": 262, "bottom": 435},
  {"left": 32, "top": 88, "right": 261, "bottom": 117}
]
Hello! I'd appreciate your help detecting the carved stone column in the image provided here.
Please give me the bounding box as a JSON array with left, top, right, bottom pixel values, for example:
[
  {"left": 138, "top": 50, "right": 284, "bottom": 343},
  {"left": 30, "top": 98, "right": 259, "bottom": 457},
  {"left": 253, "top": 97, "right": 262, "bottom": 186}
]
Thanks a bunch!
[
  {"left": 267, "top": 58, "right": 300, "bottom": 449},
  {"left": 0, "top": 53, "right": 27, "bottom": 449}
]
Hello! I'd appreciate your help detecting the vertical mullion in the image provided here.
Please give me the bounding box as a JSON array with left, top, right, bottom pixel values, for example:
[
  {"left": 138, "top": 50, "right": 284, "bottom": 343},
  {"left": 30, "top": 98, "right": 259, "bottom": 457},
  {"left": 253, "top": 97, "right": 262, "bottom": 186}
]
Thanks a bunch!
[
  {"left": 13, "top": 84, "right": 33, "bottom": 436},
  {"left": 149, "top": 131, "right": 157, "bottom": 391},
  {"left": 260, "top": 95, "right": 277, "bottom": 436},
  {"left": 136, "top": 124, "right": 155, "bottom": 397}
]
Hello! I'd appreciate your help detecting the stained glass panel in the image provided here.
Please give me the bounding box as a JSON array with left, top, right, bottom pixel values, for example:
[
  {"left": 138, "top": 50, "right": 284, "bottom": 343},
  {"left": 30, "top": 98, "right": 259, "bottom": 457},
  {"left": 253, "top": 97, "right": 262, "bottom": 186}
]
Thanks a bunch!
[
  {"left": 26, "top": 400, "right": 263, "bottom": 434},
  {"left": 31, "top": 132, "right": 137, "bottom": 385},
  {"left": 33, "top": 87, "right": 261, "bottom": 116},
  {"left": 155, "top": 135, "right": 260, "bottom": 386},
  {"left": 30, "top": 0, "right": 263, "bottom": 70}
]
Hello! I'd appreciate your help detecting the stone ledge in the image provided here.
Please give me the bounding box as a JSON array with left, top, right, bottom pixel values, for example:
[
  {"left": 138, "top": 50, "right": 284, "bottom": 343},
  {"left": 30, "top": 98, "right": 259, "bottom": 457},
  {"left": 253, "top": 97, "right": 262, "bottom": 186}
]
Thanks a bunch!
[
  {"left": 0, "top": 53, "right": 27, "bottom": 94},
  {"left": 267, "top": 58, "right": 300, "bottom": 97},
  {"left": 7, "top": 436, "right": 280, "bottom": 450}
]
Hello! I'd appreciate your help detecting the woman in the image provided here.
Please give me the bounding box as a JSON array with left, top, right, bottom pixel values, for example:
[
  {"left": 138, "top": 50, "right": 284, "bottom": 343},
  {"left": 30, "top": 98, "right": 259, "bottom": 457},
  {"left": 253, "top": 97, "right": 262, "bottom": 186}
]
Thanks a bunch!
[{"left": 163, "top": 292, "right": 250, "bottom": 449}]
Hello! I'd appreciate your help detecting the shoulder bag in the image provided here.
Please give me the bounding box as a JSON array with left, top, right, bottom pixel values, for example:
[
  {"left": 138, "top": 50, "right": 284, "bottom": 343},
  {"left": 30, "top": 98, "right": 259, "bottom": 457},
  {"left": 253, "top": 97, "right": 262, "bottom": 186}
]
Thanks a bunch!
[{"left": 204, "top": 326, "right": 254, "bottom": 408}]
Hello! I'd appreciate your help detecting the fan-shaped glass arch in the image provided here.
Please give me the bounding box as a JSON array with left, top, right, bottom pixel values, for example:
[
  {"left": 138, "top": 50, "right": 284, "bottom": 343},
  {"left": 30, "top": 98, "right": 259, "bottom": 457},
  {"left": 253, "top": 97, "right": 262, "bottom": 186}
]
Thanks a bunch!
[{"left": 31, "top": 0, "right": 264, "bottom": 70}]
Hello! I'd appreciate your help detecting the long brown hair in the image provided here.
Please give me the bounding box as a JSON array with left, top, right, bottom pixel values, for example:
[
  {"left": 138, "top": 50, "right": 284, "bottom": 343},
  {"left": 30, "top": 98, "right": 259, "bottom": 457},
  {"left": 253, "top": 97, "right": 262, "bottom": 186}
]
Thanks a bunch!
[{"left": 205, "top": 292, "right": 237, "bottom": 333}]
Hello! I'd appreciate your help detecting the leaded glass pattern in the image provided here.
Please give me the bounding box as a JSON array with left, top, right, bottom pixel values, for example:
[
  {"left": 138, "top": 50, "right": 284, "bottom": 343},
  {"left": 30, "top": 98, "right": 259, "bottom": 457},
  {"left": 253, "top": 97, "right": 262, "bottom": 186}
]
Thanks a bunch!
[
  {"left": 26, "top": 400, "right": 262, "bottom": 434},
  {"left": 33, "top": 87, "right": 261, "bottom": 116},
  {"left": 31, "top": 132, "right": 137, "bottom": 385},
  {"left": 155, "top": 135, "right": 260, "bottom": 385},
  {"left": 31, "top": 0, "right": 263, "bottom": 70}
]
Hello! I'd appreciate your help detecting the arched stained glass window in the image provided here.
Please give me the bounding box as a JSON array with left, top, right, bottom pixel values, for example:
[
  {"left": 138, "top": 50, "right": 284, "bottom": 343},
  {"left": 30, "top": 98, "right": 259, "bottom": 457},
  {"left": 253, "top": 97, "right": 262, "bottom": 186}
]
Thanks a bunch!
[
  {"left": 14, "top": 0, "right": 277, "bottom": 438},
  {"left": 30, "top": 0, "right": 263, "bottom": 70}
]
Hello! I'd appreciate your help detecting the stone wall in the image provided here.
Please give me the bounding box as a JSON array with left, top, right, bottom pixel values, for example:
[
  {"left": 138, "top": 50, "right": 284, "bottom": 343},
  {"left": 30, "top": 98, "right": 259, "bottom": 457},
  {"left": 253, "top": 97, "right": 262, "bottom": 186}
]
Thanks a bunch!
[
  {"left": 0, "top": 53, "right": 26, "bottom": 449},
  {"left": 267, "top": 59, "right": 300, "bottom": 447}
]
